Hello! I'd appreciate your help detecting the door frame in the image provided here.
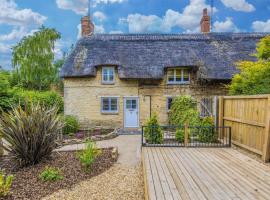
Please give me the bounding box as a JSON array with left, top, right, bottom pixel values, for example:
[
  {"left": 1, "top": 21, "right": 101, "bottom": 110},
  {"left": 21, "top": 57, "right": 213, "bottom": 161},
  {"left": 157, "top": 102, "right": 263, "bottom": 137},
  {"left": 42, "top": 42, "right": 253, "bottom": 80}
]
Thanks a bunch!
[{"left": 123, "top": 97, "right": 140, "bottom": 128}]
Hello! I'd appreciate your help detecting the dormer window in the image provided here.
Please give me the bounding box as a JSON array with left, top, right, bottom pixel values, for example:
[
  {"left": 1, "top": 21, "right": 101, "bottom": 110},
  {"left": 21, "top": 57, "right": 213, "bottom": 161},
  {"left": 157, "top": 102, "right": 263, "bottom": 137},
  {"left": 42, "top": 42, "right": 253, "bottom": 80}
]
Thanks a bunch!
[
  {"left": 102, "top": 67, "right": 115, "bottom": 84},
  {"left": 167, "top": 68, "right": 190, "bottom": 84}
]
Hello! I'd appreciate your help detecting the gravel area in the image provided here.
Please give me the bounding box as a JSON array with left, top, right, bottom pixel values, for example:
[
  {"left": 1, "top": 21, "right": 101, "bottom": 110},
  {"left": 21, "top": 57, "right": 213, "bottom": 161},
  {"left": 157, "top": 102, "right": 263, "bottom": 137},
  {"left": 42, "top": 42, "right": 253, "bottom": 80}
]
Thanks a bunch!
[
  {"left": 43, "top": 164, "right": 144, "bottom": 200},
  {"left": 0, "top": 149, "right": 116, "bottom": 200}
]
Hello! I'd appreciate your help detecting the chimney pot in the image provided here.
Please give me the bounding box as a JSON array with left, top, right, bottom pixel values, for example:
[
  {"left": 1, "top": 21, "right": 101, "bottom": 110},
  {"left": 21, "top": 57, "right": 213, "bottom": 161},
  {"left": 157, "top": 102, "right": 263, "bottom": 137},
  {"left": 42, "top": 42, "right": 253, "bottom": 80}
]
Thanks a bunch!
[
  {"left": 81, "top": 16, "right": 94, "bottom": 37},
  {"left": 200, "top": 8, "right": 210, "bottom": 33}
]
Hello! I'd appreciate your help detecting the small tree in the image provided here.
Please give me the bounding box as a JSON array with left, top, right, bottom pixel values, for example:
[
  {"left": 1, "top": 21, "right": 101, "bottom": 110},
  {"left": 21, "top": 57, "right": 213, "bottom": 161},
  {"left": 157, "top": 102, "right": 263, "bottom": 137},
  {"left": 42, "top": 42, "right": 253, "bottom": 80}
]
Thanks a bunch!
[
  {"left": 12, "top": 26, "right": 61, "bottom": 91},
  {"left": 229, "top": 35, "right": 270, "bottom": 95},
  {"left": 144, "top": 114, "right": 163, "bottom": 144}
]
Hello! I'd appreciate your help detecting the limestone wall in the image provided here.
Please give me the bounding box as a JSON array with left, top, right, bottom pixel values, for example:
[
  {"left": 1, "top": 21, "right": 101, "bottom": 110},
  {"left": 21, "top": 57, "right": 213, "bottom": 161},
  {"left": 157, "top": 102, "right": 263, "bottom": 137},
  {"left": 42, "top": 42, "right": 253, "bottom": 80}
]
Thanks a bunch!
[{"left": 64, "top": 67, "right": 228, "bottom": 129}]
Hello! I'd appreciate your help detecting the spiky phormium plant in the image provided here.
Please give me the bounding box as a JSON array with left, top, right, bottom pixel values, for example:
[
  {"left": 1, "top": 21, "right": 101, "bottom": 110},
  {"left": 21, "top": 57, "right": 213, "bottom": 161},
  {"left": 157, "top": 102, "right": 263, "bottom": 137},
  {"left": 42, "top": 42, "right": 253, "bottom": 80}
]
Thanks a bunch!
[{"left": 0, "top": 103, "right": 63, "bottom": 167}]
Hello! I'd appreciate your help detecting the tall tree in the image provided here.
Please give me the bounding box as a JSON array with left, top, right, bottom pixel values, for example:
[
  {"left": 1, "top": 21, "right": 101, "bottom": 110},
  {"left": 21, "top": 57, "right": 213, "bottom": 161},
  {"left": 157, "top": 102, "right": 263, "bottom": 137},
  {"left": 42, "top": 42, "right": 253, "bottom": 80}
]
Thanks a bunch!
[
  {"left": 229, "top": 36, "right": 270, "bottom": 95},
  {"left": 12, "top": 26, "right": 61, "bottom": 91}
]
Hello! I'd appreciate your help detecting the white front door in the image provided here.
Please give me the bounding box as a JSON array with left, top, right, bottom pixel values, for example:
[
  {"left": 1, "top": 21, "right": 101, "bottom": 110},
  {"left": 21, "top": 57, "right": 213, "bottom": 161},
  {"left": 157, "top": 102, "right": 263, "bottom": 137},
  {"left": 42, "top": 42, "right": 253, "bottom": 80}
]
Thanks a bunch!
[{"left": 124, "top": 98, "right": 139, "bottom": 128}]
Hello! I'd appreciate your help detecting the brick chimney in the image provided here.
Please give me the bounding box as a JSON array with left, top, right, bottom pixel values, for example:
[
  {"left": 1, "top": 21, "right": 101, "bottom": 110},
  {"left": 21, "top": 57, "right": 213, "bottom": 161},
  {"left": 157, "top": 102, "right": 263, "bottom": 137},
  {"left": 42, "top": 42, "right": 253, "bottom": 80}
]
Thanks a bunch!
[
  {"left": 81, "top": 16, "right": 94, "bottom": 37},
  {"left": 200, "top": 8, "right": 210, "bottom": 33}
]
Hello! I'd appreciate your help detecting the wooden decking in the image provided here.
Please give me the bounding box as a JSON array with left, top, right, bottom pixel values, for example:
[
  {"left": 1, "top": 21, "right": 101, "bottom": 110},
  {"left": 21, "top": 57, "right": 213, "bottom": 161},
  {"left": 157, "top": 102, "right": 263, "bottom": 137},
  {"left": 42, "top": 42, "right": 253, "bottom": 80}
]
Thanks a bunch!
[{"left": 143, "top": 147, "right": 270, "bottom": 200}]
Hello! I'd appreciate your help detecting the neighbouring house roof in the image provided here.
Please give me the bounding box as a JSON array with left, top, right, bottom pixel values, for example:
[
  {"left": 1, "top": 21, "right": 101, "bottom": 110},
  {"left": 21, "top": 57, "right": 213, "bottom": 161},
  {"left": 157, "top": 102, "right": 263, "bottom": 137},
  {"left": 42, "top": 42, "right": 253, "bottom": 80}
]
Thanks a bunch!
[{"left": 60, "top": 33, "right": 268, "bottom": 80}]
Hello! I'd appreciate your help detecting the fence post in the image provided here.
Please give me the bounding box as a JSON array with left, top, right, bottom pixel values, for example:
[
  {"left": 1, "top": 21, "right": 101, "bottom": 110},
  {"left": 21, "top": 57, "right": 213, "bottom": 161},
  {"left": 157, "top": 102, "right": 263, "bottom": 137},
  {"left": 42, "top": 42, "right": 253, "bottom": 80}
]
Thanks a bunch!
[
  {"left": 262, "top": 96, "right": 270, "bottom": 162},
  {"left": 184, "top": 123, "right": 189, "bottom": 147},
  {"left": 218, "top": 96, "right": 224, "bottom": 139}
]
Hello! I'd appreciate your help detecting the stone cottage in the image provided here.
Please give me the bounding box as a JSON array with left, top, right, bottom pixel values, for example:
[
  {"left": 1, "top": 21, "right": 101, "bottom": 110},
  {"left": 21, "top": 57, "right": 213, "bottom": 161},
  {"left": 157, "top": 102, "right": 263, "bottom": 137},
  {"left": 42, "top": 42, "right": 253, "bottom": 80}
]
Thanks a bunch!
[{"left": 60, "top": 9, "right": 267, "bottom": 129}]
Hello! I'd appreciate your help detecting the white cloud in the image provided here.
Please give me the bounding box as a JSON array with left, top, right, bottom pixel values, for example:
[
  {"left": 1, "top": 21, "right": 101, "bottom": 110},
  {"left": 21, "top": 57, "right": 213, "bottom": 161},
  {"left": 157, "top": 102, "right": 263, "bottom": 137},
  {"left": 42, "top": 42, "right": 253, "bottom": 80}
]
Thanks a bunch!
[
  {"left": 95, "top": 24, "right": 105, "bottom": 33},
  {"left": 252, "top": 19, "right": 270, "bottom": 32},
  {"left": 0, "top": 43, "right": 11, "bottom": 53},
  {"left": 213, "top": 17, "right": 239, "bottom": 32},
  {"left": 0, "top": 0, "right": 47, "bottom": 27},
  {"left": 120, "top": 0, "right": 216, "bottom": 33},
  {"left": 0, "top": 0, "right": 47, "bottom": 69},
  {"left": 93, "top": 11, "right": 106, "bottom": 22},
  {"left": 56, "top": 0, "right": 127, "bottom": 15},
  {"left": 109, "top": 30, "right": 123, "bottom": 34},
  {"left": 77, "top": 24, "right": 82, "bottom": 39},
  {"left": 56, "top": 0, "right": 88, "bottom": 15},
  {"left": 220, "top": 0, "right": 255, "bottom": 12}
]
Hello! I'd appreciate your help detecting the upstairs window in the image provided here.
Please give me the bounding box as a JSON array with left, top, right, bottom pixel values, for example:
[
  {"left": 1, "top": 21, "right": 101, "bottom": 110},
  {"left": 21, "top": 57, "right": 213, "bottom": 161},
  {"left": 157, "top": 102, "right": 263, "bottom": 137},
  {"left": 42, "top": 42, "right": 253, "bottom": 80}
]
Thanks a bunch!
[
  {"left": 167, "top": 68, "right": 190, "bottom": 84},
  {"left": 101, "top": 97, "right": 118, "bottom": 113},
  {"left": 102, "top": 67, "right": 115, "bottom": 84}
]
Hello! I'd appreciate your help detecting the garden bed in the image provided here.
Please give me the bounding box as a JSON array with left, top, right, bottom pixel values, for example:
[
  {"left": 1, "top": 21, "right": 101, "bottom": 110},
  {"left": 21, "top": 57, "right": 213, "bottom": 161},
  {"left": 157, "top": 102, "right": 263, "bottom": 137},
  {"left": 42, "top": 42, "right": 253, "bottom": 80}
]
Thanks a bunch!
[
  {"left": 61, "top": 129, "right": 118, "bottom": 146},
  {"left": 0, "top": 148, "right": 117, "bottom": 200}
]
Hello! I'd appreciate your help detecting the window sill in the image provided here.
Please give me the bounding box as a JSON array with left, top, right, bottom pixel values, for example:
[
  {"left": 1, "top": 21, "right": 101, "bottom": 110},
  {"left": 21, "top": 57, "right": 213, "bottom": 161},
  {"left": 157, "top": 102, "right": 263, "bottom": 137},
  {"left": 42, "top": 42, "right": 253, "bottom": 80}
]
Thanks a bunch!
[
  {"left": 101, "top": 82, "right": 115, "bottom": 85},
  {"left": 167, "top": 82, "right": 190, "bottom": 85},
  {"left": 101, "top": 112, "right": 119, "bottom": 115}
]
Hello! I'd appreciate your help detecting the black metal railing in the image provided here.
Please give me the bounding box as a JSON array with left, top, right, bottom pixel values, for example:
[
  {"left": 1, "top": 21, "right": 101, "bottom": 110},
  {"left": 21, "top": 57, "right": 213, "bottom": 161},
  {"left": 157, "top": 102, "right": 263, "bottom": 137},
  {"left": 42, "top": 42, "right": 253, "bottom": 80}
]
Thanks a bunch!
[{"left": 141, "top": 125, "right": 231, "bottom": 148}]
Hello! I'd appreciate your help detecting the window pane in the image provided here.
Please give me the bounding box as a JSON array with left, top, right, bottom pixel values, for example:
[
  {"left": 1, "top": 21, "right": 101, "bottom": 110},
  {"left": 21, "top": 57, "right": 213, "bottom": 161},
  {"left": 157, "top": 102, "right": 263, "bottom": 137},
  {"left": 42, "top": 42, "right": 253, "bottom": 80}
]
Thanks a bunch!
[
  {"left": 103, "top": 74, "right": 108, "bottom": 81},
  {"left": 109, "top": 74, "right": 114, "bottom": 81},
  {"left": 175, "top": 76, "right": 182, "bottom": 82},
  {"left": 109, "top": 69, "right": 114, "bottom": 81},
  {"left": 126, "top": 100, "right": 132, "bottom": 109},
  {"left": 132, "top": 100, "right": 137, "bottom": 109},
  {"left": 167, "top": 98, "right": 173, "bottom": 110},
  {"left": 183, "top": 69, "right": 189, "bottom": 81},
  {"left": 102, "top": 67, "right": 114, "bottom": 82},
  {"left": 110, "top": 98, "right": 118, "bottom": 111},
  {"left": 167, "top": 69, "right": 174, "bottom": 76},
  {"left": 175, "top": 69, "right": 181, "bottom": 76},
  {"left": 102, "top": 98, "right": 109, "bottom": 111},
  {"left": 168, "top": 76, "right": 174, "bottom": 82}
]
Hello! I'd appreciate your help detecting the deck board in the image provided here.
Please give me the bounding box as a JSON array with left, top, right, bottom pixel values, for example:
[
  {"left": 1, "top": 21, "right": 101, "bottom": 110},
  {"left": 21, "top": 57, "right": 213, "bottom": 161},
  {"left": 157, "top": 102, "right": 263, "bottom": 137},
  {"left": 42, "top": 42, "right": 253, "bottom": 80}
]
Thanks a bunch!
[{"left": 143, "top": 147, "right": 270, "bottom": 200}]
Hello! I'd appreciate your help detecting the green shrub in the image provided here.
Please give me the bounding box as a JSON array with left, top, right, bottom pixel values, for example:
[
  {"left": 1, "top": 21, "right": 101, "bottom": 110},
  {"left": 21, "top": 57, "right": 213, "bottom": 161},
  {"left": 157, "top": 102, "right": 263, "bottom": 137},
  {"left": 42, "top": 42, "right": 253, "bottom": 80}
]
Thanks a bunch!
[
  {"left": 13, "top": 89, "right": 64, "bottom": 113},
  {"left": 0, "top": 71, "right": 14, "bottom": 112},
  {"left": 77, "top": 140, "right": 101, "bottom": 170},
  {"left": 39, "top": 167, "right": 63, "bottom": 182},
  {"left": 175, "top": 127, "right": 190, "bottom": 143},
  {"left": 0, "top": 171, "right": 14, "bottom": 197},
  {"left": 63, "top": 115, "right": 79, "bottom": 135},
  {"left": 144, "top": 114, "right": 163, "bottom": 144},
  {"left": 169, "top": 96, "right": 200, "bottom": 126},
  {"left": 198, "top": 117, "right": 217, "bottom": 143},
  {"left": 0, "top": 103, "right": 63, "bottom": 167}
]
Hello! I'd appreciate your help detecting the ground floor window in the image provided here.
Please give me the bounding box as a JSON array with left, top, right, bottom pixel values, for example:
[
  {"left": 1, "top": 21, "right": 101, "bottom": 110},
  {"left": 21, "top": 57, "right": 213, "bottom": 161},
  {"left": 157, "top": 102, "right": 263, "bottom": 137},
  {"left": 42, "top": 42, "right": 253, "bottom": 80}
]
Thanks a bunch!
[
  {"left": 101, "top": 97, "right": 118, "bottom": 113},
  {"left": 167, "top": 97, "right": 174, "bottom": 111}
]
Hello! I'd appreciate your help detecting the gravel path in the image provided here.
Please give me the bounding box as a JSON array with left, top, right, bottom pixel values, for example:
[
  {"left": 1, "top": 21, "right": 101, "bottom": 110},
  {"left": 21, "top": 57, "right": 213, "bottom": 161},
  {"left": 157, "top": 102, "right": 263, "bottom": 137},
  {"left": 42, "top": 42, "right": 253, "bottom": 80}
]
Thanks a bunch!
[
  {"left": 42, "top": 164, "right": 144, "bottom": 200},
  {"left": 57, "top": 135, "right": 142, "bottom": 167},
  {"left": 44, "top": 135, "right": 144, "bottom": 200}
]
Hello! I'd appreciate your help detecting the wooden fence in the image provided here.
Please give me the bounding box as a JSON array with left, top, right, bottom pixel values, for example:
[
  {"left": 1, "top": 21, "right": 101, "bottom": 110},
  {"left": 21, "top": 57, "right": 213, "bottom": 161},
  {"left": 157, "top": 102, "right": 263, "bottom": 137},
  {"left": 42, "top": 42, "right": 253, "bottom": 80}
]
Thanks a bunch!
[{"left": 219, "top": 95, "right": 270, "bottom": 162}]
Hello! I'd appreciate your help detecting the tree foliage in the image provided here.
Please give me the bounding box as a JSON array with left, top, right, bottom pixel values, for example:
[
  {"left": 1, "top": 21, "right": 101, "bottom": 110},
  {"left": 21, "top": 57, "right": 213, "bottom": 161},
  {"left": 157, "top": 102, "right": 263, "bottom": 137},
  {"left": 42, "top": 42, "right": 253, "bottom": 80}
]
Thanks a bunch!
[
  {"left": 256, "top": 35, "right": 270, "bottom": 60},
  {"left": 229, "top": 35, "right": 270, "bottom": 95},
  {"left": 0, "top": 71, "right": 14, "bottom": 112},
  {"left": 12, "top": 26, "right": 61, "bottom": 91}
]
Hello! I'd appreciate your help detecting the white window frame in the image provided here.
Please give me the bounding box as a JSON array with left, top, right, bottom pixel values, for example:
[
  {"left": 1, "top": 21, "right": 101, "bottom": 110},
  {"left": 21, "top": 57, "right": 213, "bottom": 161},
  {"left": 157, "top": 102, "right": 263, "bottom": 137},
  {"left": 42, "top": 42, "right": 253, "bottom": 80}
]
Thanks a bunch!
[
  {"left": 102, "top": 67, "right": 115, "bottom": 84},
  {"left": 167, "top": 68, "right": 190, "bottom": 84},
  {"left": 101, "top": 97, "right": 119, "bottom": 114}
]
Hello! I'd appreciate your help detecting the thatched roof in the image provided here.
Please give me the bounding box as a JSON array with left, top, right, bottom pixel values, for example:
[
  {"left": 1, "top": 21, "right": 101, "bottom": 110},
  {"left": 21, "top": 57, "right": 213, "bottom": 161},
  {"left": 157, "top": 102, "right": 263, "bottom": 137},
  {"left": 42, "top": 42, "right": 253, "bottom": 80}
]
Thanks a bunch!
[{"left": 60, "top": 33, "right": 268, "bottom": 80}]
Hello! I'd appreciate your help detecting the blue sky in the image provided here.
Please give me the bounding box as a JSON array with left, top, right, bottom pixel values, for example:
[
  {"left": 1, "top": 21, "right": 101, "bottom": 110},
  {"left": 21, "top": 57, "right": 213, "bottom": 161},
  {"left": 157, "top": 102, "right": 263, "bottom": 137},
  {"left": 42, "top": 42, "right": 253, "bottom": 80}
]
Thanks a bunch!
[{"left": 0, "top": 0, "right": 270, "bottom": 69}]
